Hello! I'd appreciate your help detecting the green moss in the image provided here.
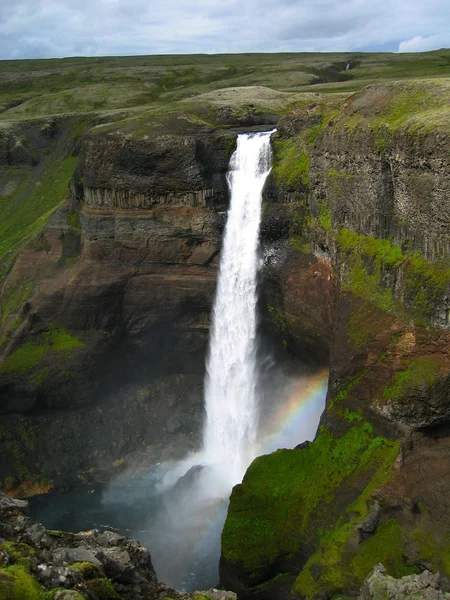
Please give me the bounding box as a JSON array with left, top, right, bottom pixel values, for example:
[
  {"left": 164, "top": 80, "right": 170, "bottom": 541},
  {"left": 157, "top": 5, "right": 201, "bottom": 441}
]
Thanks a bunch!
[
  {"left": 293, "top": 442, "right": 401, "bottom": 598},
  {"left": 0, "top": 342, "right": 47, "bottom": 374},
  {"left": 0, "top": 564, "right": 42, "bottom": 600},
  {"left": 413, "top": 529, "right": 450, "bottom": 575},
  {"left": 383, "top": 358, "right": 438, "bottom": 401},
  {"left": 30, "top": 367, "right": 49, "bottom": 386},
  {"left": 337, "top": 229, "right": 404, "bottom": 268},
  {"left": 318, "top": 201, "right": 332, "bottom": 230},
  {"left": 0, "top": 542, "right": 35, "bottom": 569},
  {"left": 305, "top": 108, "right": 340, "bottom": 145},
  {"left": 332, "top": 370, "right": 366, "bottom": 406},
  {"left": 340, "top": 408, "right": 363, "bottom": 423},
  {"left": 84, "top": 577, "right": 121, "bottom": 599},
  {"left": 1, "top": 283, "right": 32, "bottom": 325},
  {"left": 69, "top": 561, "right": 103, "bottom": 579},
  {"left": 67, "top": 211, "right": 82, "bottom": 235},
  {"left": 337, "top": 228, "right": 450, "bottom": 325},
  {"left": 351, "top": 519, "right": 417, "bottom": 579},
  {"left": 371, "top": 126, "right": 390, "bottom": 155},
  {"left": 50, "top": 328, "right": 84, "bottom": 352},
  {"left": 222, "top": 425, "right": 399, "bottom": 584},
  {"left": 288, "top": 205, "right": 311, "bottom": 250},
  {"left": 272, "top": 138, "right": 310, "bottom": 188},
  {"left": 267, "top": 306, "right": 294, "bottom": 350},
  {"left": 347, "top": 301, "right": 392, "bottom": 350},
  {"left": 4, "top": 439, "right": 31, "bottom": 479},
  {"left": 0, "top": 326, "right": 84, "bottom": 376},
  {"left": 225, "top": 137, "right": 237, "bottom": 160}
]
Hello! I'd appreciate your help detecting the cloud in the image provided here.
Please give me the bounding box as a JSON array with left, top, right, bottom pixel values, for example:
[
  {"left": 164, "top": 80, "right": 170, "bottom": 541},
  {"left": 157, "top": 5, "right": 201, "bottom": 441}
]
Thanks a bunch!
[
  {"left": 0, "top": 0, "right": 449, "bottom": 59},
  {"left": 398, "top": 34, "right": 450, "bottom": 52}
]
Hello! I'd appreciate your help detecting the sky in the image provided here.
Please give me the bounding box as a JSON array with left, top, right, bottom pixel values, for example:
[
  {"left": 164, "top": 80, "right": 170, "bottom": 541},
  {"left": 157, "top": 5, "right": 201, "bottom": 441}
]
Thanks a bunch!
[{"left": 0, "top": 0, "right": 450, "bottom": 60}]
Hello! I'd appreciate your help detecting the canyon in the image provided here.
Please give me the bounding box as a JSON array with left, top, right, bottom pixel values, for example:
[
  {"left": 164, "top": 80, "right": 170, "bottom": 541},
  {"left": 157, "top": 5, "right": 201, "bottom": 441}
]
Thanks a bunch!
[{"left": 1, "top": 52, "right": 450, "bottom": 600}]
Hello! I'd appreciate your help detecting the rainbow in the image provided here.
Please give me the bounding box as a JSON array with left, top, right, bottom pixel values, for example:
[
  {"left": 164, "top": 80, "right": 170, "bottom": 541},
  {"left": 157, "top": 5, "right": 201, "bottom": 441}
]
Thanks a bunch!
[{"left": 259, "top": 369, "right": 329, "bottom": 455}]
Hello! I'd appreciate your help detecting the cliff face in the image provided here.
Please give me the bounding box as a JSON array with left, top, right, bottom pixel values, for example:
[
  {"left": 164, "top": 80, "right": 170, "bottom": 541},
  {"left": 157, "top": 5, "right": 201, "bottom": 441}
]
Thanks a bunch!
[
  {"left": 2, "top": 80, "right": 450, "bottom": 600},
  {"left": 0, "top": 122, "right": 238, "bottom": 493},
  {"left": 221, "top": 82, "right": 450, "bottom": 599}
]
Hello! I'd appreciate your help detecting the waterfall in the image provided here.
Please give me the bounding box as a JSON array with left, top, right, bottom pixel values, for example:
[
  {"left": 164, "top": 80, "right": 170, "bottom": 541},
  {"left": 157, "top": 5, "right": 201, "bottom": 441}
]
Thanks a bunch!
[{"left": 202, "top": 130, "right": 276, "bottom": 487}]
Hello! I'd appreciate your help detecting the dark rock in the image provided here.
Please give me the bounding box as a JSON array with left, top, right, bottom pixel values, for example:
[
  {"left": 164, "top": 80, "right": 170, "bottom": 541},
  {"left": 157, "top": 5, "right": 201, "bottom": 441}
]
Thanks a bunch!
[
  {"left": 23, "top": 522, "right": 51, "bottom": 548},
  {"left": 200, "top": 589, "right": 237, "bottom": 600},
  {"left": 0, "top": 492, "right": 28, "bottom": 513},
  {"left": 357, "top": 502, "right": 380, "bottom": 542},
  {"left": 360, "top": 565, "right": 450, "bottom": 600},
  {"left": 58, "top": 546, "right": 103, "bottom": 567},
  {"left": 96, "top": 547, "right": 135, "bottom": 583}
]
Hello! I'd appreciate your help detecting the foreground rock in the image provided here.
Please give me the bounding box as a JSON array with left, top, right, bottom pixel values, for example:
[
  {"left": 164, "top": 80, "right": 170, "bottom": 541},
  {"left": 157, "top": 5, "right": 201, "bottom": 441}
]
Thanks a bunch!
[
  {"left": 0, "top": 492, "right": 235, "bottom": 600},
  {"left": 360, "top": 564, "right": 450, "bottom": 600}
]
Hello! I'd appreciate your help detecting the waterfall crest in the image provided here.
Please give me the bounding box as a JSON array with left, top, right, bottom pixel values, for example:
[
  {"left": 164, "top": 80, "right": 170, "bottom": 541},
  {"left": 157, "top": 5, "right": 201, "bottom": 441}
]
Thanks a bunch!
[{"left": 203, "top": 130, "right": 275, "bottom": 486}]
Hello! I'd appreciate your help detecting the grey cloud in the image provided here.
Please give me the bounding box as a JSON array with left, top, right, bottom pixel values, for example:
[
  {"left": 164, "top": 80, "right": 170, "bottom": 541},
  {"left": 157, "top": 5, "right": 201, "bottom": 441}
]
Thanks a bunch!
[{"left": 0, "top": 0, "right": 449, "bottom": 59}]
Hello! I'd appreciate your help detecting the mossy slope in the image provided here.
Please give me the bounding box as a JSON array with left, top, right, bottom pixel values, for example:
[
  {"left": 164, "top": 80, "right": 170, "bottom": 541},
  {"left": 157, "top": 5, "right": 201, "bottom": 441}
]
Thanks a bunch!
[{"left": 221, "top": 425, "right": 400, "bottom": 596}]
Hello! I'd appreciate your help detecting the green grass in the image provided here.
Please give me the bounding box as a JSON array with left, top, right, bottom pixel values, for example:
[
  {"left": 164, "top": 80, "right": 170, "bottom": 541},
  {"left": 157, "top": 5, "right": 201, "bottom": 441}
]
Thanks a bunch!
[
  {"left": 1, "top": 51, "right": 449, "bottom": 120},
  {"left": 336, "top": 79, "right": 450, "bottom": 136},
  {"left": 0, "top": 156, "right": 78, "bottom": 280}
]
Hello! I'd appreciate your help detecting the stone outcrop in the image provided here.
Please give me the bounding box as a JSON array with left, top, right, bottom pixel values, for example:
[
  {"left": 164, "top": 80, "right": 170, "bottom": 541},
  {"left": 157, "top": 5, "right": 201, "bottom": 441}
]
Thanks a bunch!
[
  {"left": 360, "top": 564, "right": 450, "bottom": 600},
  {"left": 0, "top": 491, "right": 237, "bottom": 600}
]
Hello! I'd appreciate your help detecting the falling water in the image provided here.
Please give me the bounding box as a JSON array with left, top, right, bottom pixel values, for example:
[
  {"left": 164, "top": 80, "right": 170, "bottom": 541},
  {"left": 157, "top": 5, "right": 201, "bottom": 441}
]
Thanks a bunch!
[{"left": 203, "top": 130, "right": 276, "bottom": 487}]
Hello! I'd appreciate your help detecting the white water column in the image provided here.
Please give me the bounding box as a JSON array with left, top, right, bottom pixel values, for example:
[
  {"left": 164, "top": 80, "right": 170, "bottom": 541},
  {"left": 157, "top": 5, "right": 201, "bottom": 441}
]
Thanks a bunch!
[{"left": 203, "top": 130, "right": 276, "bottom": 486}]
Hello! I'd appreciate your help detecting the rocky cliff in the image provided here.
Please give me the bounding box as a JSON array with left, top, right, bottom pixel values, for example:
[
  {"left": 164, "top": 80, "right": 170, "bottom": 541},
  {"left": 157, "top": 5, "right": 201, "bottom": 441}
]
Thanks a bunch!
[
  {"left": 0, "top": 110, "right": 243, "bottom": 493},
  {"left": 0, "top": 491, "right": 239, "bottom": 600},
  {"left": 1, "top": 79, "right": 450, "bottom": 600},
  {"left": 221, "top": 80, "right": 450, "bottom": 599}
]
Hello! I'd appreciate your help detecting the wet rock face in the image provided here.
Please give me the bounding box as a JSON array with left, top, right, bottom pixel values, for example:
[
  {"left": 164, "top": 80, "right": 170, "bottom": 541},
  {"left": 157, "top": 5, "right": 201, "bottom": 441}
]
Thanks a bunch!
[{"left": 262, "top": 244, "right": 337, "bottom": 367}]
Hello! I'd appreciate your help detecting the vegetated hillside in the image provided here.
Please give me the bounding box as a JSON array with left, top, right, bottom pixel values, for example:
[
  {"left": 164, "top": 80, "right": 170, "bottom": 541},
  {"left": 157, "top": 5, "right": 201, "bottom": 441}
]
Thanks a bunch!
[
  {"left": 0, "top": 50, "right": 449, "bottom": 283},
  {"left": 1, "top": 50, "right": 450, "bottom": 120}
]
